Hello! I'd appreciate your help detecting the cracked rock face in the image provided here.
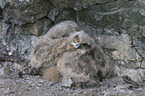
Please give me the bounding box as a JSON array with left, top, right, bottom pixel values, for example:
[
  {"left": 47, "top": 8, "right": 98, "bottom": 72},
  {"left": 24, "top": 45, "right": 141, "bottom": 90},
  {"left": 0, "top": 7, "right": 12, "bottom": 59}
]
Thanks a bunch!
[
  {"left": 49, "top": 0, "right": 113, "bottom": 10},
  {"left": 3, "top": 0, "right": 53, "bottom": 25}
]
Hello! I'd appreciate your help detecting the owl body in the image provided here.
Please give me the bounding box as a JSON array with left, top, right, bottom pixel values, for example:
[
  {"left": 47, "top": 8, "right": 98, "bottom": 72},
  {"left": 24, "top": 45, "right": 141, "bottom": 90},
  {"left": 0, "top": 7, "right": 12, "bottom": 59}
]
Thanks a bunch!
[
  {"left": 57, "top": 50, "right": 100, "bottom": 87},
  {"left": 29, "top": 21, "right": 114, "bottom": 86},
  {"left": 30, "top": 38, "right": 67, "bottom": 68}
]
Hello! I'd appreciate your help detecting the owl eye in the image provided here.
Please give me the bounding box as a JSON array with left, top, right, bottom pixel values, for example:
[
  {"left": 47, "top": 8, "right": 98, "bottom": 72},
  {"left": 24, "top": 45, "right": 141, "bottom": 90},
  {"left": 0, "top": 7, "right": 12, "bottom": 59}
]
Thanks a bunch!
[
  {"left": 75, "top": 38, "right": 80, "bottom": 43},
  {"left": 84, "top": 44, "right": 88, "bottom": 47},
  {"left": 82, "top": 43, "right": 90, "bottom": 48},
  {"left": 76, "top": 38, "right": 80, "bottom": 42}
]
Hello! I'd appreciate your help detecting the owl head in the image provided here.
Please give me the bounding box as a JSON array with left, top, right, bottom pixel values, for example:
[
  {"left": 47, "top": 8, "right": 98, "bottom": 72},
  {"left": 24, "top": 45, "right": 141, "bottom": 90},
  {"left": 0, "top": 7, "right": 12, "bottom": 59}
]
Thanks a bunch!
[{"left": 68, "top": 31, "right": 95, "bottom": 51}]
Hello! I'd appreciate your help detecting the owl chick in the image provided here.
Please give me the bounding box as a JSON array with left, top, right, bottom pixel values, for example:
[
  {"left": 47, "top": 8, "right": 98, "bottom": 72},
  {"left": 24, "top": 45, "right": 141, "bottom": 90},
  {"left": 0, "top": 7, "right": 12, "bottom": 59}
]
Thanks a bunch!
[
  {"left": 29, "top": 21, "right": 114, "bottom": 86},
  {"left": 57, "top": 31, "right": 113, "bottom": 87},
  {"left": 29, "top": 21, "right": 80, "bottom": 68}
]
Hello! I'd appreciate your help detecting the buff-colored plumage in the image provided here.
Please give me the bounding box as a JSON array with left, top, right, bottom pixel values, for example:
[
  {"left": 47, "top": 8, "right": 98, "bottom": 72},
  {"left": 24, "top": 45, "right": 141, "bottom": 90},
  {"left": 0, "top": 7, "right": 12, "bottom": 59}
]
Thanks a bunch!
[{"left": 29, "top": 21, "right": 113, "bottom": 87}]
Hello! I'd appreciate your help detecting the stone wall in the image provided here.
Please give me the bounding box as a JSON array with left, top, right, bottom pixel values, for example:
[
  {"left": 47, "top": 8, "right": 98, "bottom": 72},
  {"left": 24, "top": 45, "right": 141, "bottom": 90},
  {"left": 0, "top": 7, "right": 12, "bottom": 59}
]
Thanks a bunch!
[{"left": 0, "top": 0, "right": 145, "bottom": 82}]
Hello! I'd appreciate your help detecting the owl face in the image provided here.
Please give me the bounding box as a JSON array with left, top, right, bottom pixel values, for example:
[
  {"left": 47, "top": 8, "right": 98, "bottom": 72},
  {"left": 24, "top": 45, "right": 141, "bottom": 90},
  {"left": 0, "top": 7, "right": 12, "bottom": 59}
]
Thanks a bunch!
[{"left": 69, "top": 31, "right": 95, "bottom": 50}]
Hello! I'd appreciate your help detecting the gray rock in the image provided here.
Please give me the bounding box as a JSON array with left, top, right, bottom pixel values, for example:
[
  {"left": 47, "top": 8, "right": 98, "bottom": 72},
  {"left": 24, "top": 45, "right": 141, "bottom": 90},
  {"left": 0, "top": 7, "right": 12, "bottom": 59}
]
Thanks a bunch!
[
  {"left": 48, "top": 8, "right": 63, "bottom": 21},
  {"left": 0, "top": 23, "right": 39, "bottom": 58},
  {"left": 54, "top": 9, "right": 76, "bottom": 23},
  {"left": 138, "top": 0, "right": 145, "bottom": 17},
  {"left": 0, "top": 8, "right": 3, "bottom": 20},
  {"left": 139, "top": 25, "right": 145, "bottom": 37},
  {"left": 21, "top": 18, "right": 52, "bottom": 36},
  {"left": 96, "top": 34, "right": 141, "bottom": 61},
  {"left": 134, "top": 37, "right": 145, "bottom": 68},
  {"left": 77, "top": 0, "right": 144, "bottom": 31},
  {"left": 0, "top": 68, "right": 4, "bottom": 76},
  {"left": 0, "top": 0, "right": 7, "bottom": 8},
  {"left": 49, "top": 0, "right": 113, "bottom": 10},
  {"left": 3, "top": 0, "right": 53, "bottom": 25},
  {"left": 115, "top": 66, "right": 145, "bottom": 82},
  {"left": 0, "top": 21, "right": 10, "bottom": 41},
  {"left": 48, "top": 8, "right": 76, "bottom": 23}
]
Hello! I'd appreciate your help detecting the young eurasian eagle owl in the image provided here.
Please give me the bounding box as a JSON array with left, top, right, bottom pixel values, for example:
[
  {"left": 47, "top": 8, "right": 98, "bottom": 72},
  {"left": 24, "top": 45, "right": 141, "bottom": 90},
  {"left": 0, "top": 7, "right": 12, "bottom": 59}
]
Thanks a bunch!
[{"left": 29, "top": 21, "right": 113, "bottom": 87}]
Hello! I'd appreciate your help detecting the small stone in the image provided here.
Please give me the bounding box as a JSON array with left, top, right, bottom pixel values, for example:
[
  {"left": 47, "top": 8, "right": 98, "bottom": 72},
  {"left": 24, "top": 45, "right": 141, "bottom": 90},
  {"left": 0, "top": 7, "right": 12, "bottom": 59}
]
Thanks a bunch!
[{"left": 8, "top": 52, "right": 12, "bottom": 55}]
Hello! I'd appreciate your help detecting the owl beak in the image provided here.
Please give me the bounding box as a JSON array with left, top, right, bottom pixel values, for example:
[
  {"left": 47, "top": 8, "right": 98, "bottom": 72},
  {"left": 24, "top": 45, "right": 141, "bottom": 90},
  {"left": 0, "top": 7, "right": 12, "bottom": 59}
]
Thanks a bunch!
[
  {"left": 75, "top": 43, "right": 81, "bottom": 48},
  {"left": 71, "top": 42, "right": 81, "bottom": 48}
]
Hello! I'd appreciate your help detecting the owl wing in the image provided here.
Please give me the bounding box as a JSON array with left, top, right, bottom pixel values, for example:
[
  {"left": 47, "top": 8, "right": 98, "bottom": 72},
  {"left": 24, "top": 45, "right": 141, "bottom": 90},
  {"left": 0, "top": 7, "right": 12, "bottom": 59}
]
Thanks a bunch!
[
  {"left": 93, "top": 45, "right": 114, "bottom": 78},
  {"left": 44, "top": 21, "right": 81, "bottom": 39}
]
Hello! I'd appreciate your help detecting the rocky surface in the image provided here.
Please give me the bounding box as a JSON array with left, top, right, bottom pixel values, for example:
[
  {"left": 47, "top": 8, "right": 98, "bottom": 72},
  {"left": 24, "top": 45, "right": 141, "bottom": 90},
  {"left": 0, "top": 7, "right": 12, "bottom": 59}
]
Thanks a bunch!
[
  {"left": 0, "top": 0, "right": 145, "bottom": 95},
  {"left": 0, "top": 75, "right": 145, "bottom": 96}
]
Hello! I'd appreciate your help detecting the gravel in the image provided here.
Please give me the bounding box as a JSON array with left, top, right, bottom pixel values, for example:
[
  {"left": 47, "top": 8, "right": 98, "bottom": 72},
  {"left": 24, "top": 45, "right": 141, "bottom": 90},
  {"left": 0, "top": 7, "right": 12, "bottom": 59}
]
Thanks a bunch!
[{"left": 0, "top": 75, "right": 145, "bottom": 96}]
